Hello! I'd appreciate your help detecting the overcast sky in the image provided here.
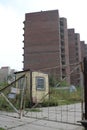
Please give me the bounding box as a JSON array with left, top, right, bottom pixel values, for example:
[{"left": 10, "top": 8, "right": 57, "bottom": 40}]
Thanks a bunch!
[{"left": 0, "top": 0, "right": 87, "bottom": 71}]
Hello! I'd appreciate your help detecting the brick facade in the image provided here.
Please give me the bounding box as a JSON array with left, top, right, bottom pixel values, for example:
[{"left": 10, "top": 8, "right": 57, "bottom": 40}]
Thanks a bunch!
[
  {"left": 23, "top": 10, "right": 62, "bottom": 80},
  {"left": 68, "top": 29, "right": 81, "bottom": 86},
  {"left": 23, "top": 9, "right": 87, "bottom": 86},
  {"left": 60, "top": 18, "right": 70, "bottom": 84}
]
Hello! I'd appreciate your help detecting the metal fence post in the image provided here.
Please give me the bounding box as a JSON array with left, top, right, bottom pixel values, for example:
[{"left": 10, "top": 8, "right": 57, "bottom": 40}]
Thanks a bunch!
[
  {"left": 84, "top": 57, "right": 87, "bottom": 120},
  {"left": 80, "top": 57, "right": 87, "bottom": 129},
  {"left": 30, "top": 70, "right": 33, "bottom": 108}
]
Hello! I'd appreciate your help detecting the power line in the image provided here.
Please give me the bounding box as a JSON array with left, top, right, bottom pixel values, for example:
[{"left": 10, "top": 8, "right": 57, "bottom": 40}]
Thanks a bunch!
[{"left": 34, "top": 62, "right": 81, "bottom": 71}]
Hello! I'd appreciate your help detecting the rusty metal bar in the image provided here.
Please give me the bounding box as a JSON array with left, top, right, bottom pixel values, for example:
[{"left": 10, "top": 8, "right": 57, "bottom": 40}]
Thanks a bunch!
[
  {"left": 0, "top": 74, "right": 25, "bottom": 93},
  {"left": 80, "top": 57, "right": 87, "bottom": 129},
  {"left": 30, "top": 70, "right": 33, "bottom": 108},
  {"left": 84, "top": 57, "right": 87, "bottom": 120},
  {"left": 1, "top": 93, "right": 19, "bottom": 114}
]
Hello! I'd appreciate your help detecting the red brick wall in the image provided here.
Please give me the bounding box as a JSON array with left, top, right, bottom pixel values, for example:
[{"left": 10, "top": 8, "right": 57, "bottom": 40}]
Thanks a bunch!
[
  {"left": 60, "top": 18, "right": 70, "bottom": 84},
  {"left": 68, "top": 29, "right": 81, "bottom": 86},
  {"left": 23, "top": 10, "right": 61, "bottom": 80}
]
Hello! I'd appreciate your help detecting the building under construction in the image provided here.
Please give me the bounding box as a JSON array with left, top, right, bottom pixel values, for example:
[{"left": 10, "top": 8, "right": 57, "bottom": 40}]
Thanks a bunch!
[{"left": 23, "top": 9, "right": 87, "bottom": 86}]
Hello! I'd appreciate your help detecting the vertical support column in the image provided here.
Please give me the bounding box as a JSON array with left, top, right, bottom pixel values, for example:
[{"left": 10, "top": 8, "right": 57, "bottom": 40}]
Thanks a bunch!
[
  {"left": 79, "top": 57, "right": 87, "bottom": 129},
  {"left": 84, "top": 57, "right": 87, "bottom": 120},
  {"left": 19, "top": 77, "right": 26, "bottom": 119},
  {"left": 80, "top": 61, "right": 84, "bottom": 120},
  {"left": 30, "top": 70, "right": 33, "bottom": 108}
]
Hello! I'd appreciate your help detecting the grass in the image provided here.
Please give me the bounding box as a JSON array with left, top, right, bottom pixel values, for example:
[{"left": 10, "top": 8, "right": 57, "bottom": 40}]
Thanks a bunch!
[
  {"left": 41, "top": 87, "right": 82, "bottom": 107},
  {"left": 29, "top": 87, "right": 82, "bottom": 108},
  {"left": 48, "top": 87, "right": 82, "bottom": 105},
  {"left": 0, "top": 85, "right": 83, "bottom": 111},
  {"left": 0, "top": 128, "right": 5, "bottom": 130}
]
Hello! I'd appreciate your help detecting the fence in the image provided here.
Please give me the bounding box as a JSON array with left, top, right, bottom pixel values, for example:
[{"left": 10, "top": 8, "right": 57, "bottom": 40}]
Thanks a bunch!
[{"left": 0, "top": 62, "right": 84, "bottom": 125}]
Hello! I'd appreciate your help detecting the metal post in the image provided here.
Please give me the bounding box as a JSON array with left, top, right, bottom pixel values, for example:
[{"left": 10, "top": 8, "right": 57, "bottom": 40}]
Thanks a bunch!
[
  {"left": 80, "top": 62, "right": 84, "bottom": 120},
  {"left": 80, "top": 57, "right": 87, "bottom": 129},
  {"left": 84, "top": 57, "right": 87, "bottom": 120},
  {"left": 19, "top": 77, "right": 26, "bottom": 119},
  {"left": 1, "top": 93, "right": 19, "bottom": 114},
  {"left": 30, "top": 70, "right": 33, "bottom": 108}
]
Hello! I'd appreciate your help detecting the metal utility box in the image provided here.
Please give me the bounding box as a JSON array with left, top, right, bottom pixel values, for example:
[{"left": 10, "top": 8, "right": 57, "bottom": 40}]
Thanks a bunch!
[{"left": 15, "top": 70, "right": 49, "bottom": 103}]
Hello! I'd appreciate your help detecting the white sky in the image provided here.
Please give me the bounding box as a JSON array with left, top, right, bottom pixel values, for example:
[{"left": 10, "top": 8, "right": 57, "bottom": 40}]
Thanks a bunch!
[{"left": 0, "top": 0, "right": 87, "bottom": 71}]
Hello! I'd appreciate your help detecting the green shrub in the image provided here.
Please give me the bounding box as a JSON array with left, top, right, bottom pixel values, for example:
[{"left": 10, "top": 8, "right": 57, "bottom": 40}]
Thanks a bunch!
[
  {"left": 0, "top": 128, "right": 5, "bottom": 130},
  {"left": 41, "top": 100, "right": 58, "bottom": 107}
]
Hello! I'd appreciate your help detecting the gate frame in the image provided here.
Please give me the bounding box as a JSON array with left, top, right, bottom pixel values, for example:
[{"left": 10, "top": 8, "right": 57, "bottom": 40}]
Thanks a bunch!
[
  {"left": 80, "top": 57, "right": 87, "bottom": 129},
  {"left": 0, "top": 74, "right": 26, "bottom": 118}
]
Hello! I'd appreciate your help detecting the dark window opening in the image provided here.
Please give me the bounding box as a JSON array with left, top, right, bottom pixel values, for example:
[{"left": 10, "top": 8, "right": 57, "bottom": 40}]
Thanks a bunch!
[{"left": 36, "top": 77, "right": 45, "bottom": 90}]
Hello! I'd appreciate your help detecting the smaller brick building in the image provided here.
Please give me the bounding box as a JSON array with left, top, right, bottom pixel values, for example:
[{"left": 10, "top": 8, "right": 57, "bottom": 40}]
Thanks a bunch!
[
  {"left": 60, "top": 18, "right": 70, "bottom": 84},
  {"left": 68, "top": 29, "right": 81, "bottom": 86},
  {"left": 0, "top": 66, "right": 15, "bottom": 83}
]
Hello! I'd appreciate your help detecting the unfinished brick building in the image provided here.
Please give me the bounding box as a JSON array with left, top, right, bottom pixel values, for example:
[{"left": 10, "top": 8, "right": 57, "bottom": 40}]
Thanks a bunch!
[
  {"left": 81, "top": 41, "right": 87, "bottom": 62},
  {"left": 23, "top": 10, "right": 67, "bottom": 82},
  {"left": 80, "top": 41, "right": 86, "bottom": 61},
  {"left": 23, "top": 9, "right": 86, "bottom": 85},
  {"left": 60, "top": 17, "right": 70, "bottom": 84},
  {"left": 68, "top": 29, "right": 81, "bottom": 86}
]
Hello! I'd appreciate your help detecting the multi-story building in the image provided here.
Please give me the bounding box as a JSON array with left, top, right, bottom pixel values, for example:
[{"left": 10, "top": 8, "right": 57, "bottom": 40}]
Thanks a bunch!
[
  {"left": 23, "top": 10, "right": 62, "bottom": 81},
  {"left": 0, "top": 66, "right": 15, "bottom": 83},
  {"left": 80, "top": 41, "right": 86, "bottom": 61},
  {"left": 84, "top": 44, "right": 87, "bottom": 57},
  {"left": 68, "top": 29, "right": 81, "bottom": 86},
  {"left": 60, "top": 18, "right": 70, "bottom": 84},
  {"left": 23, "top": 9, "right": 87, "bottom": 85}
]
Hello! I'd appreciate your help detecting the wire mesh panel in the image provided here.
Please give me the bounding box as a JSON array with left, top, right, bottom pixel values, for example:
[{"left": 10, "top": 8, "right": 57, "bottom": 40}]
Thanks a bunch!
[
  {"left": 0, "top": 75, "right": 26, "bottom": 118},
  {"left": 23, "top": 64, "right": 83, "bottom": 125},
  {"left": 0, "top": 66, "right": 83, "bottom": 125},
  {"left": 24, "top": 88, "right": 82, "bottom": 124}
]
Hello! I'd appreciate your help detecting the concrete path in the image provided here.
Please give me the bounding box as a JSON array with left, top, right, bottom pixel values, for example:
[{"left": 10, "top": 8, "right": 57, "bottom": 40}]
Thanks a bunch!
[
  {"left": 0, "top": 113, "right": 84, "bottom": 130},
  {"left": 0, "top": 103, "right": 85, "bottom": 130}
]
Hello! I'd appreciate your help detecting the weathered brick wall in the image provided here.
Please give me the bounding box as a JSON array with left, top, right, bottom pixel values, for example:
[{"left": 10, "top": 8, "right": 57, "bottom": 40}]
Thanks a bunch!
[{"left": 23, "top": 10, "right": 61, "bottom": 80}]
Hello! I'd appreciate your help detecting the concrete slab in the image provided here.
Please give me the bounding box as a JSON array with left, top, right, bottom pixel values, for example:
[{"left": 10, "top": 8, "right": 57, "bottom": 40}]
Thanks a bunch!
[
  {"left": 0, "top": 103, "right": 84, "bottom": 130},
  {"left": 0, "top": 114, "right": 84, "bottom": 130},
  {"left": 24, "top": 103, "right": 82, "bottom": 124}
]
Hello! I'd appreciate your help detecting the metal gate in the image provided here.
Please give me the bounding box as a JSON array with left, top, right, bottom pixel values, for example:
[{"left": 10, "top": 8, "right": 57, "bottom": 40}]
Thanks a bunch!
[
  {"left": 0, "top": 74, "right": 26, "bottom": 118},
  {"left": 0, "top": 62, "right": 84, "bottom": 125},
  {"left": 22, "top": 62, "right": 83, "bottom": 125}
]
